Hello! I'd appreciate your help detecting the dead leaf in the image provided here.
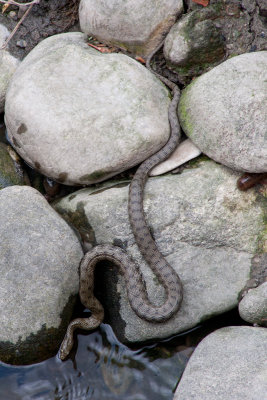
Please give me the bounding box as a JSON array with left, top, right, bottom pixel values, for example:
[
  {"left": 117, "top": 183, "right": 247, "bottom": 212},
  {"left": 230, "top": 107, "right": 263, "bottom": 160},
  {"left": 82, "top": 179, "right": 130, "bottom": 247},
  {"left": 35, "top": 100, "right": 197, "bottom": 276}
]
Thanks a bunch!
[
  {"left": 2, "top": 4, "right": 10, "bottom": 13},
  {"left": 88, "top": 43, "right": 114, "bottom": 53},
  {"left": 135, "top": 56, "right": 146, "bottom": 64},
  {"left": 192, "top": 0, "right": 209, "bottom": 6}
]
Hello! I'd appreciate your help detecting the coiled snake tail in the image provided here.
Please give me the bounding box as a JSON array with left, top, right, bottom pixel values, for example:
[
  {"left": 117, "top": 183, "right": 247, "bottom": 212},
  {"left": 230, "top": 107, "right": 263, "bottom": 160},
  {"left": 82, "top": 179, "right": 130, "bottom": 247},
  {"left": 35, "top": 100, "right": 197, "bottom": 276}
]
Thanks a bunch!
[{"left": 59, "top": 42, "right": 183, "bottom": 361}]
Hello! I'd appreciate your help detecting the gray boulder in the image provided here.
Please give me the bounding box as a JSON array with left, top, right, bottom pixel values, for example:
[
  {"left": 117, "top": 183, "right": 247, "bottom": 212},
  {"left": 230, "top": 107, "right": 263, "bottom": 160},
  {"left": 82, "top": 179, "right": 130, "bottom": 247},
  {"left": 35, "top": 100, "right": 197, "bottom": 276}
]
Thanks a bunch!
[
  {"left": 79, "top": 0, "right": 184, "bottom": 56},
  {"left": 54, "top": 160, "right": 266, "bottom": 343},
  {"left": 0, "top": 186, "right": 83, "bottom": 364},
  {"left": 239, "top": 282, "right": 267, "bottom": 326},
  {"left": 5, "top": 32, "right": 172, "bottom": 186},
  {"left": 174, "top": 326, "right": 267, "bottom": 400},
  {"left": 178, "top": 52, "right": 267, "bottom": 172}
]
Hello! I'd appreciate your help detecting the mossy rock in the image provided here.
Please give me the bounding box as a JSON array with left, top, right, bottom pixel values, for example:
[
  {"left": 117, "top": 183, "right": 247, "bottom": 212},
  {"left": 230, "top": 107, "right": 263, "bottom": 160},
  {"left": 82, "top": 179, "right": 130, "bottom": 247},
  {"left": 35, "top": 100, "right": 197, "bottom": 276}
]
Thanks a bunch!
[{"left": 0, "top": 143, "right": 25, "bottom": 189}]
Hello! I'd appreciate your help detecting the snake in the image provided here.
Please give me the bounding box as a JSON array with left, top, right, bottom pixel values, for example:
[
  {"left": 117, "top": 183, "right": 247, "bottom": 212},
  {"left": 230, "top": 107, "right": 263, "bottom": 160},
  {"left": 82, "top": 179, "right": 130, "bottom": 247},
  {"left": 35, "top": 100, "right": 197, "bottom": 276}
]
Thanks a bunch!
[{"left": 59, "top": 41, "right": 183, "bottom": 360}]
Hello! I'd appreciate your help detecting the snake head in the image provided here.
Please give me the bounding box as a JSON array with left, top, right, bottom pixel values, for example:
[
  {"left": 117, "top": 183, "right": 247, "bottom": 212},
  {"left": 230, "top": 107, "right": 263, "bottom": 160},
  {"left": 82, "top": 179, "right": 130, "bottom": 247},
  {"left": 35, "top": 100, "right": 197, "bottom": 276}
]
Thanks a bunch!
[{"left": 59, "top": 333, "right": 74, "bottom": 361}]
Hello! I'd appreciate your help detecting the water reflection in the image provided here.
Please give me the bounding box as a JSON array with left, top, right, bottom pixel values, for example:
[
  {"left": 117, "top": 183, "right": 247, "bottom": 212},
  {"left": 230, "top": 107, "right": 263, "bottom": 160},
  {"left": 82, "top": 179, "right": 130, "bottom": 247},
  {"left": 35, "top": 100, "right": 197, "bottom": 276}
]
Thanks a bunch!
[{"left": 0, "top": 323, "right": 194, "bottom": 400}]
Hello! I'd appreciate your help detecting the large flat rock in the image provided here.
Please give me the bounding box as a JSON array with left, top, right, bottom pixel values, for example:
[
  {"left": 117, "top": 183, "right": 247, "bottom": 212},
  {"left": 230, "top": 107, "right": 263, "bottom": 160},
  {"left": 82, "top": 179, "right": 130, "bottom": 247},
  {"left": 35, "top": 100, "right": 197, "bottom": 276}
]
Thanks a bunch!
[{"left": 54, "top": 160, "right": 266, "bottom": 343}]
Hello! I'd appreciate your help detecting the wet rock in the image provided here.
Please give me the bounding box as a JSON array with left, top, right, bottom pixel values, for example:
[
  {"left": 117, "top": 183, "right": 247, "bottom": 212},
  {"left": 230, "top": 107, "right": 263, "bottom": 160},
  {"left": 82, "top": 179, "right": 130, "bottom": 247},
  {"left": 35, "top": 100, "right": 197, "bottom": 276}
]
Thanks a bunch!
[
  {"left": 79, "top": 0, "right": 184, "bottom": 56},
  {"left": 239, "top": 282, "right": 267, "bottom": 326},
  {"left": 149, "top": 138, "right": 201, "bottom": 176},
  {"left": 0, "top": 143, "right": 26, "bottom": 188},
  {"left": 0, "top": 25, "right": 20, "bottom": 112},
  {"left": 178, "top": 52, "right": 267, "bottom": 172},
  {"left": 54, "top": 160, "right": 266, "bottom": 344},
  {"left": 164, "top": 8, "right": 225, "bottom": 80},
  {"left": 5, "top": 32, "right": 174, "bottom": 186},
  {"left": 174, "top": 326, "right": 267, "bottom": 400},
  {"left": 0, "top": 186, "right": 83, "bottom": 364}
]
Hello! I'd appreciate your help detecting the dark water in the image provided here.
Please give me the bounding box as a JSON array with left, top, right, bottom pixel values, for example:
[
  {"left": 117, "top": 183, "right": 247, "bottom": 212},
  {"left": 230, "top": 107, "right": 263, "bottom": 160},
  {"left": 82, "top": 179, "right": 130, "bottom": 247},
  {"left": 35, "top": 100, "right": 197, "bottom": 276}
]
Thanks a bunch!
[{"left": 0, "top": 310, "right": 244, "bottom": 400}]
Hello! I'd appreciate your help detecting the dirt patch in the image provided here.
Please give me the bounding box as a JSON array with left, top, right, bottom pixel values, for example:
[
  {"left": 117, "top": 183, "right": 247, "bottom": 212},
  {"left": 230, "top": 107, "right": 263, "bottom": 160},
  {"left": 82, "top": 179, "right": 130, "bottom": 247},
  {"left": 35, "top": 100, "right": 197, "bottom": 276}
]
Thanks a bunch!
[{"left": 0, "top": 0, "right": 80, "bottom": 59}]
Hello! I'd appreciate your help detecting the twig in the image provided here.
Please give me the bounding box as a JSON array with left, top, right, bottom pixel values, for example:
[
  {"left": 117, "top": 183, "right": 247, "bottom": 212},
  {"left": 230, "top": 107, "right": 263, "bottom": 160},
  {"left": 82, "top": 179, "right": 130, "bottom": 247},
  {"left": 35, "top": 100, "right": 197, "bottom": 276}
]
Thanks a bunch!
[
  {"left": 1, "top": 3, "right": 35, "bottom": 49},
  {"left": 0, "top": 1, "right": 39, "bottom": 6}
]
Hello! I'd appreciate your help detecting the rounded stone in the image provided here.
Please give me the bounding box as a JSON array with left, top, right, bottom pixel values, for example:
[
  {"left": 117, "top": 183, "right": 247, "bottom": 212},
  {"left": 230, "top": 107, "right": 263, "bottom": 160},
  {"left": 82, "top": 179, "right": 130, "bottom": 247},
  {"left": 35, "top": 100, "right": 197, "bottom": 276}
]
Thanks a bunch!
[
  {"left": 0, "top": 186, "right": 83, "bottom": 364},
  {"left": 79, "top": 0, "right": 184, "bottom": 56},
  {"left": 239, "top": 282, "right": 267, "bottom": 326},
  {"left": 178, "top": 52, "right": 267, "bottom": 172},
  {"left": 5, "top": 32, "right": 171, "bottom": 185},
  {"left": 164, "top": 8, "right": 224, "bottom": 73},
  {"left": 0, "top": 49, "right": 20, "bottom": 112},
  {"left": 174, "top": 326, "right": 267, "bottom": 400}
]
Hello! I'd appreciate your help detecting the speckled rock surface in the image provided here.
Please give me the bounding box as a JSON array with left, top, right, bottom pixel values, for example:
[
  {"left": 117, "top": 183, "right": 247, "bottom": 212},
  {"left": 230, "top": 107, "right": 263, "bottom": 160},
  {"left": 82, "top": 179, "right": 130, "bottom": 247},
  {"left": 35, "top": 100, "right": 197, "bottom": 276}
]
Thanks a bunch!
[
  {"left": 239, "top": 282, "right": 267, "bottom": 326},
  {"left": 178, "top": 52, "right": 267, "bottom": 172},
  {"left": 79, "top": 0, "right": 184, "bottom": 56},
  {"left": 0, "top": 24, "right": 20, "bottom": 112},
  {"left": 0, "top": 186, "right": 83, "bottom": 364},
  {"left": 54, "top": 160, "right": 266, "bottom": 343},
  {"left": 174, "top": 326, "right": 267, "bottom": 400},
  {"left": 5, "top": 32, "right": 173, "bottom": 186}
]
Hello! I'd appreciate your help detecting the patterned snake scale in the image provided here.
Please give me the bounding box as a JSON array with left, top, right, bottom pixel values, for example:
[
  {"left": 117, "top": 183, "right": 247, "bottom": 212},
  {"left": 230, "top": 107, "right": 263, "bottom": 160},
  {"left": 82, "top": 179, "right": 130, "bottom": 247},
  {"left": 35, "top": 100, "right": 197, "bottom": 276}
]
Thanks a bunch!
[{"left": 59, "top": 42, "right": 183, "bottom": 360}]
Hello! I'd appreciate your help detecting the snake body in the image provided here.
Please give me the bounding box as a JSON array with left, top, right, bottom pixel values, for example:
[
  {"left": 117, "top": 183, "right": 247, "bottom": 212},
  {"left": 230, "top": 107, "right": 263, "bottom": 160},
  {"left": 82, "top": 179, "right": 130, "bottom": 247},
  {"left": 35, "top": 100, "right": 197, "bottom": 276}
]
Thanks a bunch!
[{"left": 59, "top": 43, "right": 183, "bottom": 360}]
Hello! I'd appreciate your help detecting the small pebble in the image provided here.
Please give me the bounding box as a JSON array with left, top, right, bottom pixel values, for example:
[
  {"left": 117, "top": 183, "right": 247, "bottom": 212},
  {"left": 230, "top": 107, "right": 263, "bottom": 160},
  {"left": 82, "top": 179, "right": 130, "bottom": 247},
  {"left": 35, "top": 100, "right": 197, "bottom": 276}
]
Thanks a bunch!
[
  {"left": 8, "top": 11, "right": 17, "bottom": 19},
  {"left": 31, "top": 29, "right": 40, "bottom": 41},
  {"left": 16, "top": 40, "right": 27, "bottom": 48}
]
